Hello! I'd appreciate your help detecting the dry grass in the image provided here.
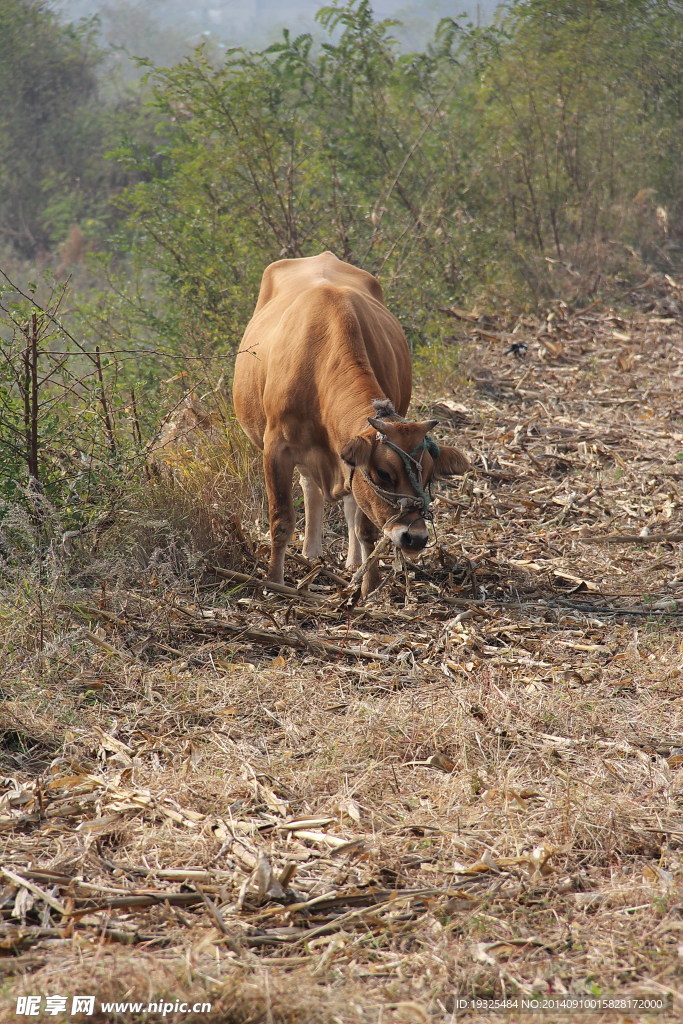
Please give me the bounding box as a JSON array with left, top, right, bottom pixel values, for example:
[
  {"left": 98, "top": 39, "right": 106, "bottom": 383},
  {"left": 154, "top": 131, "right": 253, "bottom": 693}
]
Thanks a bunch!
[
  {"left": 2, "top": 280, "right": 683, "bottom": 1023},
  {"left": 131, "top": 389, "right": 266, "bottom": 573}
]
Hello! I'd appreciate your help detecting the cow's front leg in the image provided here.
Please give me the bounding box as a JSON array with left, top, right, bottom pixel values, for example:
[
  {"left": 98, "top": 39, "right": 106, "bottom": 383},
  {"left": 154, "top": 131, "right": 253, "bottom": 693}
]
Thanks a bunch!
[
  {"left": 263, "top": 434, "right": 295, "bottom": 584},
  {"left": 299, "top": 471, "right": 324, "bottom": 561},
  {"left": 356, "top": 508, "right": 380, "bottom": 596}
]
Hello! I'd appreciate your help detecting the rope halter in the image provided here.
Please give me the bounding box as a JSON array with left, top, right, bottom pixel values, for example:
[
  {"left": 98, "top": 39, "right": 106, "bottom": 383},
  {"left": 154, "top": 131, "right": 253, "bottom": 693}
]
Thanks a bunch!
[{"left": 358, "top": 405, "right": 441, "bottom": 521}]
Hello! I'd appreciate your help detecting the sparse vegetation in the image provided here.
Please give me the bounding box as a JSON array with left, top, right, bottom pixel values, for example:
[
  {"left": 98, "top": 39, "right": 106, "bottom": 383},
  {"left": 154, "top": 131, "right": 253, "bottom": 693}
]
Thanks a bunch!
[{"left": 2, "top": 283, "right": 682, "bottom": 1024}]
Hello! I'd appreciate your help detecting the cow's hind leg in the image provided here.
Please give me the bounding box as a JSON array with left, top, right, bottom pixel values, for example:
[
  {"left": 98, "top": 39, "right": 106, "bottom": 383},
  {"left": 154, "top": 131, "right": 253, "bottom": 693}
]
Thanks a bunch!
[
  {"left": 263, "top": 434, "right": 295, "bottom": 584},
  {"left": 299, "top": 471, "right": 324, "bottom": 561},
  {"left": 343, "top": 494, "right": 362, "bottom": 568}
]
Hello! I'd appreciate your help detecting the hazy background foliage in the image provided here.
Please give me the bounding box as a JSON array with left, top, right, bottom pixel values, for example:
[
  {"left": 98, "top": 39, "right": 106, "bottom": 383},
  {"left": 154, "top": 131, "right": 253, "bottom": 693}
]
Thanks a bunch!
[{"left": 55, "top": 0, "right": 501, "bottom": 64}]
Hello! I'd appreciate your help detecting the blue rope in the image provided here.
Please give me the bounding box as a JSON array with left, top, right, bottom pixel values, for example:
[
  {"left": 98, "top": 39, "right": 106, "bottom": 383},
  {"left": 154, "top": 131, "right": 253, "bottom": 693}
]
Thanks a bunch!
[{"left": 379, "top": 434, "right": 440, "bottom": 517}]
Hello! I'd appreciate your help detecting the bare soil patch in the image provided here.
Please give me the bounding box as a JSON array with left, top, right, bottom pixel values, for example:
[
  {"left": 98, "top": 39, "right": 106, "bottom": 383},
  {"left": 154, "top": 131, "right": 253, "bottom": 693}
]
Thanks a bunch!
[{"left": 2, "top": 290, "right": 682, "bottom": 1023}]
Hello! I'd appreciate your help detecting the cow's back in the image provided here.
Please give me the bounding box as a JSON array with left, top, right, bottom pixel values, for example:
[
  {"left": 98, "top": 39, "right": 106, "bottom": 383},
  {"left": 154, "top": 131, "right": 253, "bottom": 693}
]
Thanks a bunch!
[
  {"left": 233, "top": 253, "right": 411, "bottom": 451},
  {"left": 252, "top": 251, "right": 384, "bottom": 312}
]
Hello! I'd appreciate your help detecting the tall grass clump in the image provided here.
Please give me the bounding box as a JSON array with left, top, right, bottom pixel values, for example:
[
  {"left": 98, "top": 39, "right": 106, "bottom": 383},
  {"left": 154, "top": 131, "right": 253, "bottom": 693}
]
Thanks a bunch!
[{"left": 129, "top": 391, "right": 265, "bottom": 575}]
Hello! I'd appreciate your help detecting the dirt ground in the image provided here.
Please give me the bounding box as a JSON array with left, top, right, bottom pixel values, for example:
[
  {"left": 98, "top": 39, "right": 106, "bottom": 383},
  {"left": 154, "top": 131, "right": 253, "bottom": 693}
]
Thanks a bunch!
[{"left": 2, "top": 284, "right": 682, "bottom": 1023}]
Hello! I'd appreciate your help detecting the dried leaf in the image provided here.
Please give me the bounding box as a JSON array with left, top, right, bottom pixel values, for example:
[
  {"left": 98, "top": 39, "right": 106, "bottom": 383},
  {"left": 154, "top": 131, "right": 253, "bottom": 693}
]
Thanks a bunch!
[
  {"left": 77, "top": 813, "right": 127, "bottom": 834},
  {"left": 254, "top": 853, "right": 273, "bottom": 902},
  {"left": 389, "top": 1002, "right": 430, "bottom": 1024},
  {"left": 11, "top": 886, "right": 36, "bottom": 922},
  {"left": 339, "top": 799, "right": 362, "bottom": 823},
  {"left": 472, "top": 941, "right": 497, "bottom": 965}
]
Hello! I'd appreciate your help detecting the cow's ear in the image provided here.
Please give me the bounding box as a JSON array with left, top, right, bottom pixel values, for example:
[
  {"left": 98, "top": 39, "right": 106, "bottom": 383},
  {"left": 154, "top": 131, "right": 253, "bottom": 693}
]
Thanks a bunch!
[
  {"left": 433, "top": 444, "right": 470, "bottom": 477},
  {"left": 340, "top": 435, "right": 372, "bottom": 468}
]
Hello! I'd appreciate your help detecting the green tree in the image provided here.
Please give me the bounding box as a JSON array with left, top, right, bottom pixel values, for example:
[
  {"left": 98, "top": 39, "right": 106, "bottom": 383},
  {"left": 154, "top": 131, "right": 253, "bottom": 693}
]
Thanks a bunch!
[
  {"left": 111, "top": 0, "right": 491, "bottom": 356},
  {"left": 475, "top": 0, "right": 683, "bottom": 273},
  {"left": 107, "top": 0, "right": 683, "bottom": 364},
  {"left": 0, "top": 0, "right": 148, "bottom": 257}
]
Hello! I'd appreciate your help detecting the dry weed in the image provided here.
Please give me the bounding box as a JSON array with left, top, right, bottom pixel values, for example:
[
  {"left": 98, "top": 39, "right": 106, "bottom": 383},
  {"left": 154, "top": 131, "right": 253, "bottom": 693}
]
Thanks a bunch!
[
  {"left": 2, "top": 284, "right": 683, "bottom": 1023},
  {"left": 128, "top": 390, "right": 265, "bottom": 573}
]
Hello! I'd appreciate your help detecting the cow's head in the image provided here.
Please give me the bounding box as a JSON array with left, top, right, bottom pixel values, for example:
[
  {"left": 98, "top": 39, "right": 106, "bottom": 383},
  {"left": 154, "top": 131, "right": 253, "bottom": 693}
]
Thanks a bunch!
[{"left": 340, "top": 411, "right": 469, "bottom": 556}]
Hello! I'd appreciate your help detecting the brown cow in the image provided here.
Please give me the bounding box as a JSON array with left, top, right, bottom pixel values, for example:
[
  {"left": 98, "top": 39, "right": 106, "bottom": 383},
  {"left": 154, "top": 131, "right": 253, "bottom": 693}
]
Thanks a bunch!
[{"left": 233, "top": 252, "right": 469, "bottom": 594}]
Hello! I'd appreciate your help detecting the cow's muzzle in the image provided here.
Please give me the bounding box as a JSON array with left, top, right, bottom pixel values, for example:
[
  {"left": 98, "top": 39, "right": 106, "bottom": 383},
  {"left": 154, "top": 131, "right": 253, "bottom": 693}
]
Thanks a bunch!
[
  {"left": 385, "top": 522, "right": 428, "bottom": 555},
  {"left": 400, "top": 529, "right": 428, "bottom": 552}
]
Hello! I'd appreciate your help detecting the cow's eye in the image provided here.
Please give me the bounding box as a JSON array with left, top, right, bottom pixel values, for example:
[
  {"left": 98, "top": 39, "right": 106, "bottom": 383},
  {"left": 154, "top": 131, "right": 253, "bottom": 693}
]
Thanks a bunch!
[{"left": 376, "top": 468, "right": 392, "bottom": 485}]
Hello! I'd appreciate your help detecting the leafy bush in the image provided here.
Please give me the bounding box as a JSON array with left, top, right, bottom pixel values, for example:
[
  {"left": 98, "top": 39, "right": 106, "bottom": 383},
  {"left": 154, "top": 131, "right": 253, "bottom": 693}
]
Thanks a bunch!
[
  {"left": 0, "top": 271, "right": 151, "bottom": 547},
  {"left": 474, "top": 0, "right": 683, "bottom": 286},
  {"left": 109, "top": 0, "right": 682, "bottom": 356},
  {"left": 111, "top": 1, "right": 494, "bottom": 356}
]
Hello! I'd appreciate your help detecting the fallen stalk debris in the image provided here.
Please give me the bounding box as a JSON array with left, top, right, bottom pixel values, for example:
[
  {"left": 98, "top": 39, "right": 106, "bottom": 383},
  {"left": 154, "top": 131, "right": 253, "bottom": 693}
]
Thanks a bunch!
[{"left": 3, "top": 290, "right": 683, "bottom": 1018}]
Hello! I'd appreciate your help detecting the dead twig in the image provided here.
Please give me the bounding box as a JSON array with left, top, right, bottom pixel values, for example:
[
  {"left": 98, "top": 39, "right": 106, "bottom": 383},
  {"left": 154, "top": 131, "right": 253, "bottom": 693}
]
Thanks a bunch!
[
  {"left": 349, "top": 535, "right": 390, "bottom": 589},
  {"left": 580, "top": 532, "right": 683, "bottom": 544},
  {"left": 442, "top": 595, "right": 683, "bottom": 616},
  {"left": 171, "top": 600, "right": 391, "bottom": 661},
  {"left": 194, "top": 884, "right": 244, "bottom": 956},
  {"left": 206, "top": 564, "right": 323, "bottom": 604},
  {"left": 1, "top": 867, "right": 69, "bottom": 917},
  {"left": 289, "top": 551, "right": 348, "bottom": 586},
  {"left": 81, "top": 628, "right": 135, "bottom": 662},
  {"left": 68, "top": 892, "right": 206, "bottom": 916}
]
